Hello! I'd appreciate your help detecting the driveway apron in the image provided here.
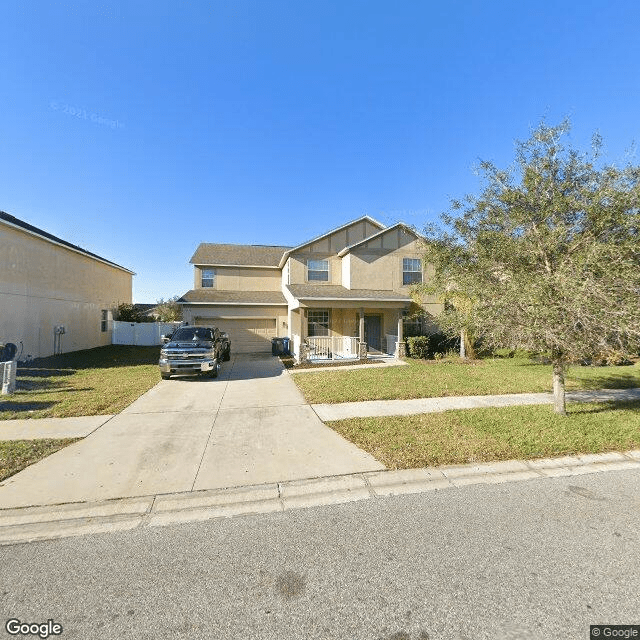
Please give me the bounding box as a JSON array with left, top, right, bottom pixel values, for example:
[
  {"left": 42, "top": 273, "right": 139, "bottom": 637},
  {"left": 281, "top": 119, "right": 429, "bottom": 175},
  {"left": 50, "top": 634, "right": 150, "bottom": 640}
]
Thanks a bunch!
[{"left": 0, "top": 355, "right": 383, "bottom": 508}]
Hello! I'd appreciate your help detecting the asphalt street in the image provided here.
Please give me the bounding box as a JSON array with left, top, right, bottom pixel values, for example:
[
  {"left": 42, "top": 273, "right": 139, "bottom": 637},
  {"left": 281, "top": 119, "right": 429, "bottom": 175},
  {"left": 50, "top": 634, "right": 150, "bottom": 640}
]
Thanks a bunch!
[{"left": 1, "top": 469, "right": 639, "bottom": 640}]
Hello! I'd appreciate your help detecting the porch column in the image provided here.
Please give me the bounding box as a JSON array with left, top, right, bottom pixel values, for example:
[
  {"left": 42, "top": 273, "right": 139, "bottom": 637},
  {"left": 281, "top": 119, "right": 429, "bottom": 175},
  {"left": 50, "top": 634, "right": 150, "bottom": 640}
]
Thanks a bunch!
[
  {"left": 358, "top": 308, "right": 367, "bottom": 360},
  {"left": 396, "top": 310, "right": 407, "bottom": 358},
  {"left": 299, "top": 308, "right": 308, "bottom": 364}
]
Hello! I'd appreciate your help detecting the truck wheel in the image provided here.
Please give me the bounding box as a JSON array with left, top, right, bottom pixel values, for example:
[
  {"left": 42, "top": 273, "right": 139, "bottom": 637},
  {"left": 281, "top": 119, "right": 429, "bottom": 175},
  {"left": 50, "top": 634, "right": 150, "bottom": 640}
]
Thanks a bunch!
[
  {"left": 161, "top": 373, "right": 171, "bottom": 380},
  {"left": 223, "top": 347, "right": 231, "bottom": 361},
  {"left": 208, "top": 362, "right": 220, "bottom": 378}
]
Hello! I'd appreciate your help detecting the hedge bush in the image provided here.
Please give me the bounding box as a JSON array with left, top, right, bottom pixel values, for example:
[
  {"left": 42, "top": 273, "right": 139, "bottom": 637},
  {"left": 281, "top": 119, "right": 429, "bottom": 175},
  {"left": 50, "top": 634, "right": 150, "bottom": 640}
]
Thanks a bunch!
[
  {"left": 407, "top": 336, "right": 430, "bottom": 359},
  {"left": 407, "top": 333, "right": 461, "bottom": 359}
]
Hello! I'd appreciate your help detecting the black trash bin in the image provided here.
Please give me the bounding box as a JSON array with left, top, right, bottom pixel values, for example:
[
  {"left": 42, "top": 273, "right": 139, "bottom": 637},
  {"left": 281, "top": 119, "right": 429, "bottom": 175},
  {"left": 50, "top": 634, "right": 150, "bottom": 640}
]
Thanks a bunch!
[
  {"left": 282, "top": 337, "right": 290, "bottom": 356},
  {"left": 271, "top": 338, "right": 284, "bottom": 356}
]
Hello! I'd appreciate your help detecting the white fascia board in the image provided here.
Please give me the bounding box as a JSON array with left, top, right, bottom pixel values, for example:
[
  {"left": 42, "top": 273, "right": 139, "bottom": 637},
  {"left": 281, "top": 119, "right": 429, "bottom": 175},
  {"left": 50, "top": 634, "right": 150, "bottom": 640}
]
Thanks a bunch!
[
  {"left": 297, "top": 297, "right": 410, "bottom": 302},
  {"left": 1, "top": 218, "right": 135, "bottom": 275},
  {"left": 192, "top": 263, "right": 281, "bottom": 269},
  {"left": 181, "top": 301, "right": 288, "bottom": 306},
  {"left": 282, "top": 281, "right": 300, "bottom": 311}
]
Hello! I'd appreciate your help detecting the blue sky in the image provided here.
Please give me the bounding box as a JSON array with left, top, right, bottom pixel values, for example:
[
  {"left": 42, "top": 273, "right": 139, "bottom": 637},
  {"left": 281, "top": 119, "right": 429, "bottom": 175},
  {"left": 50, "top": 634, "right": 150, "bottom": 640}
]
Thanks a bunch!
[{"left": 2, "top": 0, "right": 640, "bottom": 302}]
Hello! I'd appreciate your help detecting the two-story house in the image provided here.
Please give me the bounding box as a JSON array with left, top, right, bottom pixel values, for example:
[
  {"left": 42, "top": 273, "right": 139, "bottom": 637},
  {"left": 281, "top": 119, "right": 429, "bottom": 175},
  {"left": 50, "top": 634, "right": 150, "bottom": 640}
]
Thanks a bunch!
[
  {"left": 178, "top": 217, "right": 442, "bottom": 361},
  {"left": 1, "top": 210, "right": 133, "bottom": 359}
]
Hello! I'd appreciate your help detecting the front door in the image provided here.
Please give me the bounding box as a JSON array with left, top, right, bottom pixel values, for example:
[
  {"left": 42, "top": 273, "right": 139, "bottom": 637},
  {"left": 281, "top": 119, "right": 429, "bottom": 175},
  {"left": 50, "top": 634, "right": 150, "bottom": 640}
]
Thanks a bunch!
[{"left": 364, "top": 315, "right": 382, "bottom": 352}]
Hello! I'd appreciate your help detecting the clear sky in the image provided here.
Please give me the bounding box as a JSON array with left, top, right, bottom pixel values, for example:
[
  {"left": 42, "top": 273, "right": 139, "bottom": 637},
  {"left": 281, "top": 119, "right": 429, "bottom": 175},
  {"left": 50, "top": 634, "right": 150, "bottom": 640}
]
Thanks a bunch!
[{"left": 2, "top": 0, "right": 639, "bottom": 302}]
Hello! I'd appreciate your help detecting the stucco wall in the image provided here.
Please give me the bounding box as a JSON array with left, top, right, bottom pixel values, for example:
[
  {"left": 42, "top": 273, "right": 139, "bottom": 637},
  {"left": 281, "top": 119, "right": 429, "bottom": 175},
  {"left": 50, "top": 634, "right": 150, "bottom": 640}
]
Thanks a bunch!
[
  {"left": 0, "top": 223, "right": 132, "bottom": 359},
  {"left": 193, "top": 266, "right": 281, "bottom": 291},
  {"left": 348, "top": 232, "right": 426, "bottom": 291},
  {"left": 287, "top": 219, "right": 383, "bottom": 286},
  {"left": 288, "top": 253, "right": 343, "bottom": 286}
]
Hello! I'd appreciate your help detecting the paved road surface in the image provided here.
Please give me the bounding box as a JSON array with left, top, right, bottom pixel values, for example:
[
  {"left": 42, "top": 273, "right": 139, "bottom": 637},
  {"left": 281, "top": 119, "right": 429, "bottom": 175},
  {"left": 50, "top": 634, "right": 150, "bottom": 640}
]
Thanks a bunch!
[{"left": 1, "top": 469, "right": 638, "bottom": 640}]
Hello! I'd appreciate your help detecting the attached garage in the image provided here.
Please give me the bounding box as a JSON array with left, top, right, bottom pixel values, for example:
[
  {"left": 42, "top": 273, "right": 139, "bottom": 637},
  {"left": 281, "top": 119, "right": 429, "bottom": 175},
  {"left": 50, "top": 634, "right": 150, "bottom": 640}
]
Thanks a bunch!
[
  {"left": 195, "top": 317, "right": 277, "bottom": 354},
  {"left": 179, "top": 287, "right": 288, "bottom": 355}
]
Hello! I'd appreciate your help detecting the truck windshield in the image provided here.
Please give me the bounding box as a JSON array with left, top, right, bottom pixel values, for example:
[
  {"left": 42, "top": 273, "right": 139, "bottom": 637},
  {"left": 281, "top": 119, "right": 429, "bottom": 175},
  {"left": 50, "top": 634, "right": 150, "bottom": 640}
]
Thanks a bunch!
[{"left": 172, "top": 328, "right": 213, "bottom": 341}]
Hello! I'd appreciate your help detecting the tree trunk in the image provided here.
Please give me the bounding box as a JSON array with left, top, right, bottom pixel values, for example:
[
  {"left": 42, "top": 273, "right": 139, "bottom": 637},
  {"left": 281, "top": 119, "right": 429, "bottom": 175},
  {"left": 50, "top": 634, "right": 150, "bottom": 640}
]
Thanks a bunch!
[
  {"left": 460, "top": 328, "right": 475, "bottom": 360},
  {"left": 552, "top": 355, "right": 567, "bottom": 416}
]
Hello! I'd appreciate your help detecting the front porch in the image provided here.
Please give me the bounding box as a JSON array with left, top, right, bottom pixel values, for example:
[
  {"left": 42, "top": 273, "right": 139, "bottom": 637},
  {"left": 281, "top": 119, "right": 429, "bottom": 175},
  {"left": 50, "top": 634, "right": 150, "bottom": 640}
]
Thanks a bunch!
[{"left": 290, "top": 305, "right": 408, "bottom": 363}]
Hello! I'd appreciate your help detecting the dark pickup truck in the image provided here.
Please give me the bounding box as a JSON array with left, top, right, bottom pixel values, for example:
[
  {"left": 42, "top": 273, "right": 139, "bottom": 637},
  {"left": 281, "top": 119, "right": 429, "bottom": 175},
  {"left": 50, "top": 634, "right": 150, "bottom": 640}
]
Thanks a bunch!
[{"left": 158, "top": 326, "right": 231, "bottom": 380}]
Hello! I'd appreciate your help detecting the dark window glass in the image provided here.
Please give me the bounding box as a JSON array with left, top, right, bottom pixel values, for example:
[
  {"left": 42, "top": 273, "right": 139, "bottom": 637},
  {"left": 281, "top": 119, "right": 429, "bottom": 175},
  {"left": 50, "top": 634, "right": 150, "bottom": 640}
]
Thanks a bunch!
[
  {"left": 308, "top": 309, "right": 329, "bottom": 336},
  {"left": 402, "top": 258, "right": 422, "bottom": 285},
  {"left": 202, "top": 269, "right": 215, "bottom": 288},
  {"left": 307, "top": 259, "right": 329, "bottom": 282}
]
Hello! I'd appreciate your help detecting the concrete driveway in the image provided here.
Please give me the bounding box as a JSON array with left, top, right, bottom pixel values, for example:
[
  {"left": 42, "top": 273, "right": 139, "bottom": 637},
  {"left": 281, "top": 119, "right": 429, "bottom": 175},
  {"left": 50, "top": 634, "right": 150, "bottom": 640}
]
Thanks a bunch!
[{"left": 0, "top": 355, "right": 384, "bottom": 508}]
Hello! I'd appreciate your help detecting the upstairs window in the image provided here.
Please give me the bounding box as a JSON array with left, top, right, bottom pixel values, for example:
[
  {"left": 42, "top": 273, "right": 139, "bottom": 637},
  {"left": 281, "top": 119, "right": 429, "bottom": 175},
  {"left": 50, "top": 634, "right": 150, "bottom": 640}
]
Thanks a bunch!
[
  {"left": 308, "top": 309, "right": 330, "bottom": 336},
  {"left": 201, "top": 268, "right": 215, "bottom": 288},
  {"left": 402, "top": 258, "right": 422, "bottom": 285},
  {"left": 307, "top": 259, "right": 329, "bottom": 282}
]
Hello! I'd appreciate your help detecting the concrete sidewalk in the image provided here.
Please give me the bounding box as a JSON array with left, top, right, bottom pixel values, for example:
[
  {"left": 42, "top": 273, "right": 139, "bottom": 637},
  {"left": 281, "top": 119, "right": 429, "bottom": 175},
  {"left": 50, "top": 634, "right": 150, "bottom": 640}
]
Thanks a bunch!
[
  {"left": 0, "top": 355, "right": 383, "bottom": 509},
  {"left": 0, "top": 415, "right": 114, "bottom": 440},
  {"left": 2, "top": 386, "right": 639, "bottom": 438},
  {"left": 312, "top": 387, "right": 640, "bottom": 421},
  {"left": 1, "top": 449, "right": 639, "bottom": 546}
]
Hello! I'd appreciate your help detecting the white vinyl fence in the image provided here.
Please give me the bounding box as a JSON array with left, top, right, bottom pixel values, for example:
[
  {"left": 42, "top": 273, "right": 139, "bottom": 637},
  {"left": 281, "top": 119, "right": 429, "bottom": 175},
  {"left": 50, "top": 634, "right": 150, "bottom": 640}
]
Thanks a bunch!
[{"left": 112, "top": 321, "right": 181, "bottom": 346}]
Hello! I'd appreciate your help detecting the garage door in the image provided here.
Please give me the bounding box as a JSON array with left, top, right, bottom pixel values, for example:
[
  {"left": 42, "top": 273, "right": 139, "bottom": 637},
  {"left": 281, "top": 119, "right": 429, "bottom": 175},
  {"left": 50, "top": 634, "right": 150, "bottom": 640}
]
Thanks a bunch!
[{"left": 195, "top": 318, "right": 277, "bottom": 354}]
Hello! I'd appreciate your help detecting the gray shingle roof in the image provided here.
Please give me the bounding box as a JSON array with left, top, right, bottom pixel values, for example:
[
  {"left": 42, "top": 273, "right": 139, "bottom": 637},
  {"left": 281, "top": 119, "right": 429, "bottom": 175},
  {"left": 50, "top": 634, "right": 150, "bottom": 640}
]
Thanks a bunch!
[
  {"left": 179, "top": 290, "right": 287, "bottom": 305},
  {"left": 190, "top": 243, "right": 292, "bottom": 267},
  {"left": 286, "top": 285, "right": 411, "bottom": 301}
]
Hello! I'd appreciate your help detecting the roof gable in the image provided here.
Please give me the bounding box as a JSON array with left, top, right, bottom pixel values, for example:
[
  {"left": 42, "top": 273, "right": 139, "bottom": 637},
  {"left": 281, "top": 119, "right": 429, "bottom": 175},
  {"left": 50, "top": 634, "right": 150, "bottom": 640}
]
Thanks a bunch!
[
  {"left": 337, "top": 223, "right": 425, "bottom": 257},
  {"left": 278, "top": 216, "right": 385, "bottom": 266}
]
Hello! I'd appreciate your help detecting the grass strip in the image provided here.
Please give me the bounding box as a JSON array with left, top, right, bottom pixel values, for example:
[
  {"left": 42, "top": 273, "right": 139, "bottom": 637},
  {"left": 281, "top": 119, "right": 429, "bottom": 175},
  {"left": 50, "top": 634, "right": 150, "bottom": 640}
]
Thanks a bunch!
[
  {"left": 0, "top": 439, "right": 81, "bottom": 481},
  {"left": 326, "top": 400, "right": 640, "bottom": 469},
  {"left": 293, "top": 357, "right": 640, "bottom": 404}
]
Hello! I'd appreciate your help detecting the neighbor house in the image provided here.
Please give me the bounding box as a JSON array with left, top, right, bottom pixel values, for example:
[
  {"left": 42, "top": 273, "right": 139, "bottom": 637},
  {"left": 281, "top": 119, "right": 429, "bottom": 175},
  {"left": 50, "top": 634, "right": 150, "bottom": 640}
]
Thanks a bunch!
[
  {"left": 0, "top": 210, "right": 134, "bottom": 359},
  {"left": 179, "top": 217, "right": 442, "bottom": 361}
]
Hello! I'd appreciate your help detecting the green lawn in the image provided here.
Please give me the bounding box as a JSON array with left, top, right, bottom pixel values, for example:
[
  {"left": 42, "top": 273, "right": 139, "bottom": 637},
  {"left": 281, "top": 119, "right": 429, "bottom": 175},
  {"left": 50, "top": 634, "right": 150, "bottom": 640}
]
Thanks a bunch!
[
  {"left": 0, "top": 439, "right": 81, "bottom": 481},
  {"left": 327, "top": 400, "right": 640, "bottom": 469},
  {"left": 0, "top": 345, "right": 161, "bottom": 421},
  {"left": 293, "top": 356, "right": 640, "bottom": 404}
]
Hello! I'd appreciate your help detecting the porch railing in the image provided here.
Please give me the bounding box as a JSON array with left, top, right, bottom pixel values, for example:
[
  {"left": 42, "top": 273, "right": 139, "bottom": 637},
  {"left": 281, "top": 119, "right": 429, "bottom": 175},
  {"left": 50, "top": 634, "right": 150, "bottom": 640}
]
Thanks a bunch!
[{"left": 306, "top": 336, "right": 358, "bottom": 360}]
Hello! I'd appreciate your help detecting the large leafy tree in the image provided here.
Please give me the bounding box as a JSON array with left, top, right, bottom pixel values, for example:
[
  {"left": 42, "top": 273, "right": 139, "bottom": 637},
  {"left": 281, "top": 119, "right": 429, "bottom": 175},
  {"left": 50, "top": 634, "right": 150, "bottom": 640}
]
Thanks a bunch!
[
  {"left": 422, "top": 120, "right": 640, "bottom": 414},
  {"left": 155, "top": 296, "right": 183, "bottom": 322}
]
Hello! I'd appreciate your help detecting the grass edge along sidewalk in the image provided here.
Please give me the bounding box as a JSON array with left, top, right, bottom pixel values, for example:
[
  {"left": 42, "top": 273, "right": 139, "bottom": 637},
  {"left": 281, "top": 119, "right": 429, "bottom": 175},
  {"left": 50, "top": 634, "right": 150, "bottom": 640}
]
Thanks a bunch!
[
  {"left": 293, "top": 356, "right": 640, "bottom": 404},
  {"left": 0, "top": 346, "right": 160, "bottom": 480},
  {"left": 325, "top": 399, "right": 640, "bottom": 470},
  {"left": 0, "top": 439, "right": 81, "bottom": 482}
]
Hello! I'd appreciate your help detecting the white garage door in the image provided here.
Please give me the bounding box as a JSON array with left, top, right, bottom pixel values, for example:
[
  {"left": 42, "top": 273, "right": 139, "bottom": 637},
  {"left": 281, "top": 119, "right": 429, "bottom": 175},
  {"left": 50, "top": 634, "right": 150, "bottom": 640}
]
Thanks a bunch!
[{"left": 196, "top": 318, "right": 277, "bottom": 353}]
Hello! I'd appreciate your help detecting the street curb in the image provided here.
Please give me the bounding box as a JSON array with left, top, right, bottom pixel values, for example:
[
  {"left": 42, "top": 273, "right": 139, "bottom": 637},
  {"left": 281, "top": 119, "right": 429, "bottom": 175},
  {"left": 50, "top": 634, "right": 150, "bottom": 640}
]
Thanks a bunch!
[{"left": 1, "top": 450, "right": 639, "bottom": 545}]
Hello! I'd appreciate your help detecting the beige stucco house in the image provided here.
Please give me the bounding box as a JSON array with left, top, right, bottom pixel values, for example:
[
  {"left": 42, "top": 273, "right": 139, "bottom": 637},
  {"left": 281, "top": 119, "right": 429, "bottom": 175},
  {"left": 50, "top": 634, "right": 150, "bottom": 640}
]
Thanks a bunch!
[
  {"left": 0, "top": 211, "right": 133, "bottom": 359},
  {"left": 179, "top": 217, "right": 441, "bottom": 361}
]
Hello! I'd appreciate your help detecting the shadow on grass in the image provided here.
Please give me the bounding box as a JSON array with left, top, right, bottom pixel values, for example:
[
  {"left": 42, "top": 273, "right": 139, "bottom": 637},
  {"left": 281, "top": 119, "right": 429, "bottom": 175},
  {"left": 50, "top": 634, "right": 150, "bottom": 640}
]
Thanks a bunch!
[
  {"left": 22, "top": 345, "right": 160, "bottom": 370},
  {"left": 570, "top": 372, "right": 640, "bottom": 390},
  {"left": 17, "top": 368, "right": 75, "bottom": 378},
  {"left": 0, "top": 401, "right": 56, "bottom": 413},
  {"left": 569, "top": 399, "right": 640, "bottom": 416},
  {"left": 16, "top": 378, "right": 74, "bottom": 392}
]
